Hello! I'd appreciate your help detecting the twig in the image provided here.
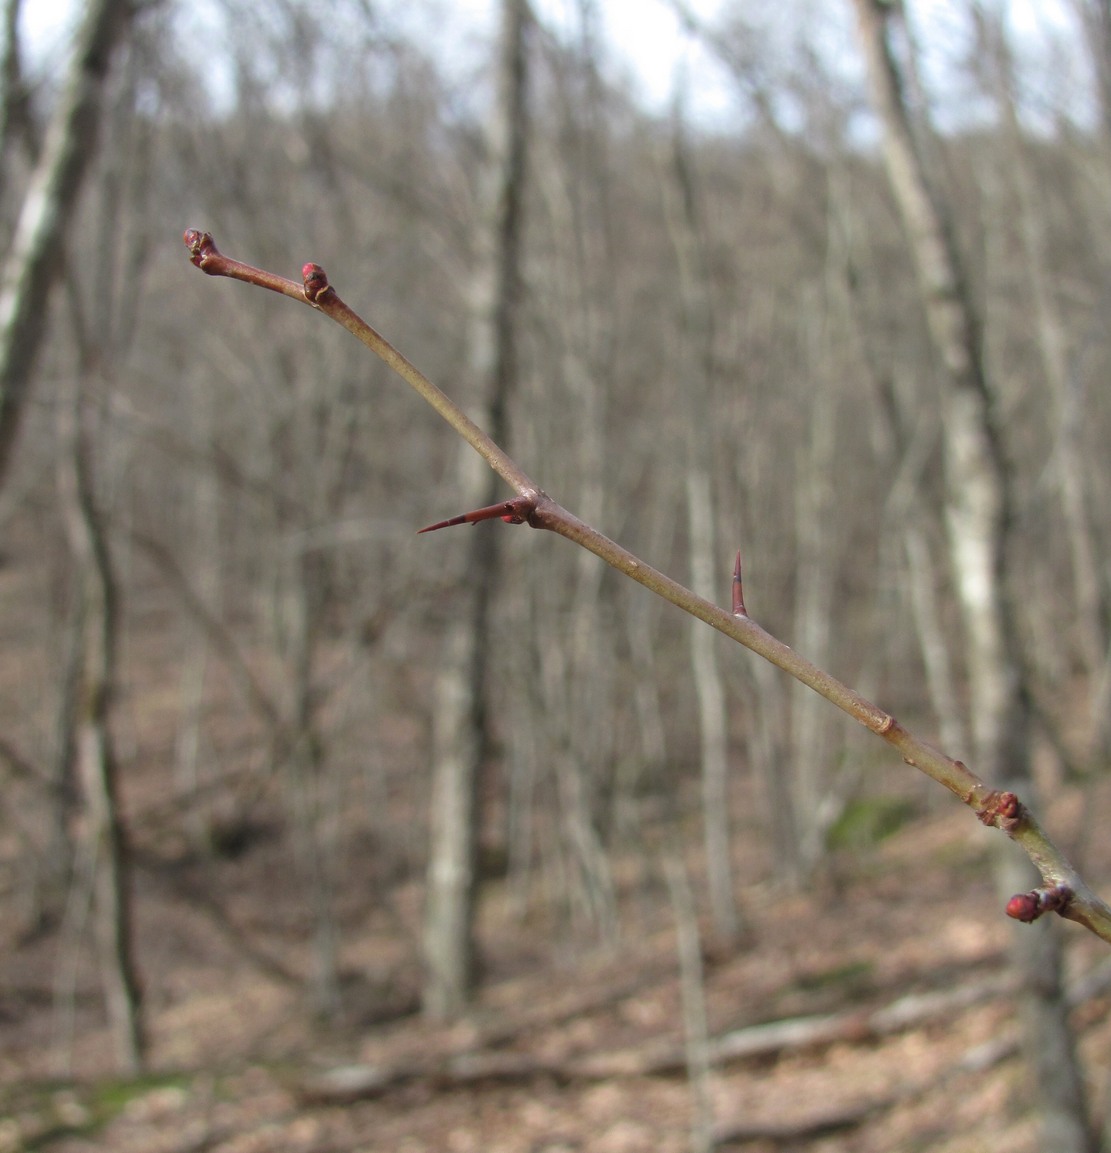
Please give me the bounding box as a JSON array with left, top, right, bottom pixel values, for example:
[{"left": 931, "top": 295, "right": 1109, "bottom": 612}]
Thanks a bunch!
[{"left": 182, "top": 230, "right": 1111, "bottom": 945}]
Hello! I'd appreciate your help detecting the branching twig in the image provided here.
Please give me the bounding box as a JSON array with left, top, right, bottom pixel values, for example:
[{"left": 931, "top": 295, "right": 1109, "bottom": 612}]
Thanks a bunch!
[{"left": 183, "top": 229, "right": 1111, "bottom": 945}]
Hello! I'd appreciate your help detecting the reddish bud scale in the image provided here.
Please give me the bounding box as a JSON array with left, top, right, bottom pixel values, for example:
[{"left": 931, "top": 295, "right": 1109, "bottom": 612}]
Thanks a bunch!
[
  {"left": 1006, "top": 883, "right": 1074, "bottom": 924},
  {"left": 183, "top": 228, "right": 219, "bottom": 270},
  {"left": 302, "top": 263, "right": 331, "bottom": 303},
  {"left": 977, "top": 789, "right": 1024, "bottom": 829},
  {"left": 1007, "top": 893, "right": 1040, "bottom": 922}
]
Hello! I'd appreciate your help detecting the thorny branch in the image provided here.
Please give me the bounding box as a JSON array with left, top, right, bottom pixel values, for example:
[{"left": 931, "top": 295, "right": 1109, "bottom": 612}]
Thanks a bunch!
[{"left": 184, "top": 228, "right": 1111, "bottom": 945}]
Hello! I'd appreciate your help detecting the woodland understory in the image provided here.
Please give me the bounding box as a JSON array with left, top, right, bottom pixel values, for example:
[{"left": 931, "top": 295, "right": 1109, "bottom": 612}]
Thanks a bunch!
[{"left": 6, "top": 1, "right": 1111, "bottom": 1150}]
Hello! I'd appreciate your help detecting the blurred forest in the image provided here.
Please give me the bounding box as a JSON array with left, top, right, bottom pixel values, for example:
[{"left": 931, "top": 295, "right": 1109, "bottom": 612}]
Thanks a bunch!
[{"left": 5, "top": 0, "right": 1111, "bottom": 1150}]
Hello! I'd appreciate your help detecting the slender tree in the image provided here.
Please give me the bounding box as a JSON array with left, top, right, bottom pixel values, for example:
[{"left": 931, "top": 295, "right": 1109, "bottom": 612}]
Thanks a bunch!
[
  {"left": 850, "top": 2, "right": 1094, "bottom": 1148},
  {"left": 1073, "top": 0, "right": 1111, "bottom": 143},
  {"left": 422, "top": 0, "right": 532, "bottom": 1019},
  {"left": 0, "top": 0, "right": 36, "bottom": 191},
  {"left": 56, "top": 370, "right": 143, "bottom": 1074},
  {"left": 973, "top": 1, "right": 1110, "bottom": 753},
  {"left": 0, "top": 0, "right": 137, "bottom": 489},
  {"left": 660, "top": 106, "right": 742, "bottom": 941}
]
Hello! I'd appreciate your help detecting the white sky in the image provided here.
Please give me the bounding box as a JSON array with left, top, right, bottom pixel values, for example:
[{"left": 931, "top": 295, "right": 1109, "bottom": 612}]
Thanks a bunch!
[
  {"left": 22, "top": 0, "right": 71, "bottom": 46},
  {"left": 535, "top": 0, "right": 728, "bottom": 112},
  {"left": 21, "top": 0, "right": 729, "bottom": 113},
  {"left": 20, "top": 0, "right": 1088, "bottom": 131}
]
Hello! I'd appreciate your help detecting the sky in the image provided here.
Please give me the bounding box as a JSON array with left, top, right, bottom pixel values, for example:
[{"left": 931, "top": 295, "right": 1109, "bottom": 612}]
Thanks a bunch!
[
  {"left": 520, "top": 0, "right": 730, "bottom": 115},
  {"left": 20, "top": 0, "right": 1089, "bottom": 132},
  {"left": 21, "top": 0, "right": 731, "bottom": 116}
]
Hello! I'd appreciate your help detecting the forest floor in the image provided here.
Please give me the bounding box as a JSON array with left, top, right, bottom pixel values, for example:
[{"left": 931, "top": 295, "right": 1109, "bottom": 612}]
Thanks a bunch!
[
  {"left": 4, "top": 772, "right": 1111, "bottom": 1153},
  {"left": 3, "top": 538, "right": 1111, "bottom": 1153}
]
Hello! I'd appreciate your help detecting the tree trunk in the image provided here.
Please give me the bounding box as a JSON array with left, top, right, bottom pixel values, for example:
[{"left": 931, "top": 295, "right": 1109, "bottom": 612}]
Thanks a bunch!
[
  {"left": 55, "top": 368, "right": 143, "bottom": 1074},
  {"left": 0, "top": 0, "right": 135, "bottom": 489},
  {"left": 788, "top": 350, "right": 840, "bottom": 877},
  {"left": 424, "top": 604, "right": 487, "bottom": 1018},
  {"left": 975, "top": 5, "right": 1109, "bottom": 752},
  {"left": 850, "top": 3, "right": 1094, "bottom": 1149},
  {"left": 1074, "top": 0, "right": 1111, "bottom": 144},
  {"left": 661, "top": 109, "right": 742, "bottom": 943},
  {"left": 833, "top": 164, "right": 970, "bottom": 769},
  {"left": 422, "top": 0, "right": 531, "bottom": 1019},
  {"left": 284, "top": 553, "right": 341, "bottom": 1019},
  {"left": 0, "top": 0, "right": 37, "bottom": 189}
]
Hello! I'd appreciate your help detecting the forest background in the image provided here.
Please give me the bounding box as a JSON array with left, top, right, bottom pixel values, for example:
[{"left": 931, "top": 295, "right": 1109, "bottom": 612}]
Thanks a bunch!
[{"left": 5, "top": 0, "right": 1111, "bottom": 1151}]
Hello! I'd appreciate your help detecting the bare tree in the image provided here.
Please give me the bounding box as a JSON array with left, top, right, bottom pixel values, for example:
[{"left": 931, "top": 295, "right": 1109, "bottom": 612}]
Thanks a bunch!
[
  {"left": 1073, "top": 0, "right": 1111, "bottom": 142},
  {"left": 660, "top": 106, "right": 742, "bottom": 942},
  {"left": 47, "top": 24, "right": 163, "bottom": 1071},
  {"left": 514, "top": 7, "right": 622, "bottom": 940},
  {"left": 0, "top": 0, "right": 136, "bottom": 489},
  {"left": 850, "top": 2, "right": 1094, "bottom": 1148},
  {"left": 422, "top": 0, "right": 532, "bottom": 1019},
  {"left": 55, "top": 357, "right": 143, "bottom": 1074},
  {"left": 972, "top": 2, "right": 1111, "bottom": 756},
  {"left": 0, "top": 0, "right": 37, "bottom": 191}
]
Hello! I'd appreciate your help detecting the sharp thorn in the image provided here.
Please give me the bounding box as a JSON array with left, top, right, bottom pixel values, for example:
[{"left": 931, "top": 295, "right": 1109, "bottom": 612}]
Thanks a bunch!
[
  {"left": 417, "top": 497, "right": 533, "bottom": 535},
  {"left": 732, "top": 550, "right": 747, "bottom": 617},
  {"left": 417, "top": 514, "right": 470, "bottom": 534}
]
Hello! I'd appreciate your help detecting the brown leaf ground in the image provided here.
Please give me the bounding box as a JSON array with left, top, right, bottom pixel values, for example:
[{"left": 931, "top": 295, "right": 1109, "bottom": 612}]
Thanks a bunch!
[
  {"left": 4, "top": 779, "right": 1111, "bottom": 1153},
  {"left": 3, "top": 534, "right": 1111, "bottom": 1152}
]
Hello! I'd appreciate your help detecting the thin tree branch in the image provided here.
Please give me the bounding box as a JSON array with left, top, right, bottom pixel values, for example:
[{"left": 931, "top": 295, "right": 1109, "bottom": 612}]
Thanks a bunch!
[{"left": 182, "top": 229, "right": 1111, "bottom": 946}]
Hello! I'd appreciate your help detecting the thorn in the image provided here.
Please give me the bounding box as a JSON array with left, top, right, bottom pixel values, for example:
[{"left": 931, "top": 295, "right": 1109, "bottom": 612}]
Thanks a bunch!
[
  {"left": 418, "top": 496, "right": 533, "bottom": 534},
  {"left": 732, "top": 550, "right": 747, "bottom": 616}
]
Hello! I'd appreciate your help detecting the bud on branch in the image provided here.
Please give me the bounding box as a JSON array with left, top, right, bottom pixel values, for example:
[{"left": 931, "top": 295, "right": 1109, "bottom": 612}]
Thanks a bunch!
[{"left": 183, "top": 230, "right": 1111, "bottom": 946}]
